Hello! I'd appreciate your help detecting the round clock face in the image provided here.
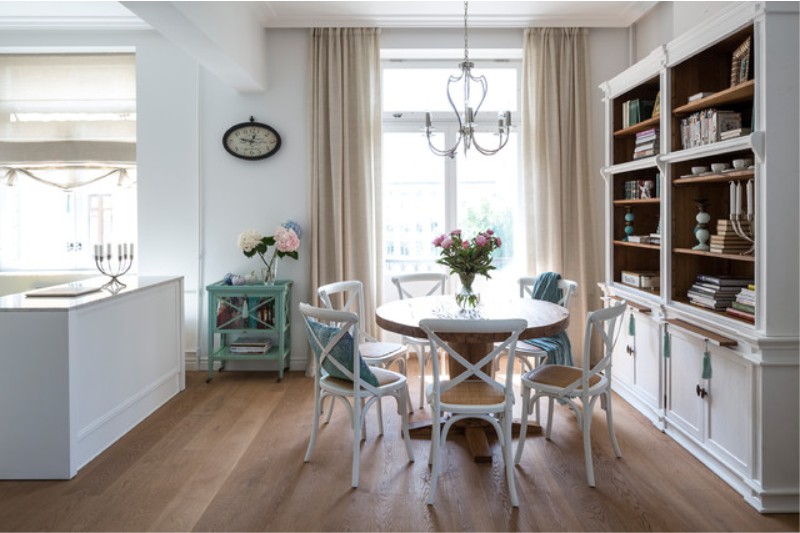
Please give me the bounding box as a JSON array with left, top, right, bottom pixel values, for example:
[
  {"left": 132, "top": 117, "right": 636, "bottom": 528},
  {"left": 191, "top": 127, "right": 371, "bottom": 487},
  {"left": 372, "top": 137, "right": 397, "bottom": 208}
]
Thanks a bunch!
[{"left": 222, "top": 120, "right": 281, "bottom": 160}]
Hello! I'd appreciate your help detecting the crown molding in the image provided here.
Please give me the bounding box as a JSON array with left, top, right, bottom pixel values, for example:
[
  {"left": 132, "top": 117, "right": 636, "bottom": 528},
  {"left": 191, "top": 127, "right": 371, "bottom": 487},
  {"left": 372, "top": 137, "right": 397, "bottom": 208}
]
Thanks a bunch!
[{"left": 0, "top": 16, "right": 150, "bottom": 31}]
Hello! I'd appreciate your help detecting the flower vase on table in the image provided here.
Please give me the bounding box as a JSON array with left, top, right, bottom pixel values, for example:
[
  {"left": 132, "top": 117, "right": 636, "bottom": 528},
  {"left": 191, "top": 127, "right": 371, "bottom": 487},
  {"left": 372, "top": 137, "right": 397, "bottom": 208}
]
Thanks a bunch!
[
  {"left": 456, "top": 272, "right": 480, "bottom": 311},
  {"left": 433, "top": 228, "right": 502, "bottom": 314},
  {"left": 238, "top": 220, "right": 301, "bottom": 286},
  {"left": 261, "top": 260, "right": 278, "bottom": 285}
]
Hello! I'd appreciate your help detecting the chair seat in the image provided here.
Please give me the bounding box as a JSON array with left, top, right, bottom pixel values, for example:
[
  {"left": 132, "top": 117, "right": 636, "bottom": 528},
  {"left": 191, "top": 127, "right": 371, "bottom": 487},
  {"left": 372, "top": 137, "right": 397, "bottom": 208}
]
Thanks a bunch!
[
  {"left": 514, "top": 340, "right": 547, "bottom": 356},
  {"left": 522, "top": 364, "right": 603, "bottom": 392},
  {"left": 427, "top": 380, "right": 505, "bottom": 406},
  {"left": 359, "top": 341, "right": 405, "bottom": 359},
  {"left": 323, "top": 367, "right": 406, "bottom": 393}
]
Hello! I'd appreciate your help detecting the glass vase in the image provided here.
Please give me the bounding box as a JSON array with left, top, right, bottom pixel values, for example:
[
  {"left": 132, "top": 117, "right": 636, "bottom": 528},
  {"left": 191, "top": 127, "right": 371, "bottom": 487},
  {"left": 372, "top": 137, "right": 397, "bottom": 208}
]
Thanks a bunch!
[
  {"left": 456, "top": 272, "right": 480, "bottom": 311},
  {"left": 261, "top": 261, "right": 278, "bottom": 285}
]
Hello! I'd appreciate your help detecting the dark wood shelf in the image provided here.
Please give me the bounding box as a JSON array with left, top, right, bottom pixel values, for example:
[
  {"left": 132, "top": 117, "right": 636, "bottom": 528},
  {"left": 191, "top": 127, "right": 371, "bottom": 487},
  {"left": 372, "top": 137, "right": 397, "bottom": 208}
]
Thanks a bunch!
[
  {"left": 613, "top": 115, "right": 660, "bottom": 137},
  {"left": 673, "top": 169, "right": 755, "bottom": 185},
  {"left": 614, "top": 240, "right": 660, "bottom": 250},
  {"left": 613, "top": 198, "right": 661, "bottom": 205},
  {"left": 673, "top": 247, "right": 755, "bottom": 262},
  {"left": 673, "top": 79, "right": 755, "bottom": 116}
]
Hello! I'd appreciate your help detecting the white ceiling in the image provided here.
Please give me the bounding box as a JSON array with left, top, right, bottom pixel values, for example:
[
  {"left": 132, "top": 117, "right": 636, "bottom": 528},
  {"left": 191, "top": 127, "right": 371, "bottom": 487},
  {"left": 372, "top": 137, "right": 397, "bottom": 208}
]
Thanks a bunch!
[{"left": 0, "top": 1, "right": 657, "bottom": 30}]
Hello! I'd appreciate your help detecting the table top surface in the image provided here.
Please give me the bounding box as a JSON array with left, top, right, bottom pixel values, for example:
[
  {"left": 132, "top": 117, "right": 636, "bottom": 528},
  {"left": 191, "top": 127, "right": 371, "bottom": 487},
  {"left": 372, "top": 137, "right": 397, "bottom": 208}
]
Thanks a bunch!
[{"left": 376, "top": 295, "right": 570, "bottom": 343}]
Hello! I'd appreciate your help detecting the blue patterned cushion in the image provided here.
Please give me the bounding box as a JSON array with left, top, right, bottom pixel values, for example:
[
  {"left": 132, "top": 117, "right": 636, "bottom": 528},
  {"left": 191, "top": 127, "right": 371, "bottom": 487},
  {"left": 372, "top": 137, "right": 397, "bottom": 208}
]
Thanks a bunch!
[{"left": 307, "top": 320, "right": 379, "bottom": 387}]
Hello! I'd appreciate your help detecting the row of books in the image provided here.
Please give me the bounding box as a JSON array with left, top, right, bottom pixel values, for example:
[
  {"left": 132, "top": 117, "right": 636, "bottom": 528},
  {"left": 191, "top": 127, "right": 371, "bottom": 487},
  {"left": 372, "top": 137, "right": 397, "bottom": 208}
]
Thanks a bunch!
[
  {"left": 621, "top": 98, "right": 655, "bottom": 128},
  {"left": 633, "top": 127, "right": 660, "bottom": 159},
  {"left": 229, "top": 335, "right": 273, "bottom": 354},
  {"left": 623, "top": 174, "right": 661, "bottom": 199},
  {"left": 687, "top": 274, "right": 753, "bottom": 312},
  {"left": 709, "top": 219, "right": 752, "bottom": 254},
  {"left": 725, "top": 285, "right": 756, "bottom": 323},
  {"left": 680, "top": 109, "right": 743, "bottom": 149}
]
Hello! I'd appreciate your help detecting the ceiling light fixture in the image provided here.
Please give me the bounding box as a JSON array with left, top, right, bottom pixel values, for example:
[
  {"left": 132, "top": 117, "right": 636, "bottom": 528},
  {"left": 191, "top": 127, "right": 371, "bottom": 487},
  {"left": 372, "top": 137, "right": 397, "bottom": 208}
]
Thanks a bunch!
[{"left": 425, "top": 0, "right": 511, "bottom": 158}]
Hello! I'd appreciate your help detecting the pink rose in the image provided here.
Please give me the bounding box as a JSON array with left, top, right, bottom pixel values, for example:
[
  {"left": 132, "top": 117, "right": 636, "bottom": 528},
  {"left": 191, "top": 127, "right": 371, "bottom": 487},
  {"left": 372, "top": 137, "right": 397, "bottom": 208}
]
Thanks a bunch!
[
  {"left": 441, "top": 237, "right": 453, "bottom": 249},
  {"left": 432, "top": 234, "right": 445, "bottom": 247},
  {"left": 475, "top": 235, "right": 487, "bottom": 246},
  {"left": 462, "top": 241, "right": 470, "bottom": 249},
  {"left": 486, "top": 229, "right": 494, "bottom": 235},
  {"left": 451, "top": 229, "right": 462, "bottom": 236},
  {"left": 495, "top": 236, "right": 502, "bottom": 247}
]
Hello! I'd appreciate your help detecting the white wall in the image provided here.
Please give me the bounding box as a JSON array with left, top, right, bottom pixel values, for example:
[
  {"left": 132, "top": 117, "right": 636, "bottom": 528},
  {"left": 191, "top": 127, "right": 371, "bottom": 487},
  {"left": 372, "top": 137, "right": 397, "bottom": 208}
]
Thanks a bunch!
[
  {"left": 634, "top": 1, "right": 746, "bottom": 60},
  {"left": 198, "top": 28, "right": 310, "bottom": 371}
]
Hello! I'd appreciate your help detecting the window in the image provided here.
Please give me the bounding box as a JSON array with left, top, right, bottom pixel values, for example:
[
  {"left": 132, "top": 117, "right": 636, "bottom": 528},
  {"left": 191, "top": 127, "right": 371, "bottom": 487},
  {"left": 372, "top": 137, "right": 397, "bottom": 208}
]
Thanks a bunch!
[
  {"left": 0, "top": 54, "right": 136, "bottom": 271},
  {"left": 381, "top": 58, "right": 523, "bottom": 299}
]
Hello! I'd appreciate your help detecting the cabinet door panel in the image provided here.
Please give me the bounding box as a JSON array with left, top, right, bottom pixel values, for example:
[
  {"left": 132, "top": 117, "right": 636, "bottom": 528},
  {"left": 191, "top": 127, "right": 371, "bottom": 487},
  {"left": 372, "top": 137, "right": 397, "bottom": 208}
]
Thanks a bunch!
[
  {"left": 613, "top": 311, "right": 635, "bottom": 388},
  {"left": 666, "top": 331, "right": 705, "bottom": 441},
  {"left": 634, "top": 314, "right": 661, "bottom": 410},
  {"left": 706, "top": 347, "right": 753, "bottom": 475}
]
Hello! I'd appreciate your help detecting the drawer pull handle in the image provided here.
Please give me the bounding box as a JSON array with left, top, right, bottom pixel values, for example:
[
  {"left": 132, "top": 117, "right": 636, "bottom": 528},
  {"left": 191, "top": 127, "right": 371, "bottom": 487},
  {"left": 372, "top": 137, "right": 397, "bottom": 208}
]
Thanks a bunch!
[{"left": 695, "top": 384, "right": 708, "bottom": 399}]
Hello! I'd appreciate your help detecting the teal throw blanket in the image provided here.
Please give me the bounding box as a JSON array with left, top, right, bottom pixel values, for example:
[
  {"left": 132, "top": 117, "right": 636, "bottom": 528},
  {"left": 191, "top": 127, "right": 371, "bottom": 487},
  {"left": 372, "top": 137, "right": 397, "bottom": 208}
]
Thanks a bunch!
[{"left": 521, "top": 272, "right": 574, "bottom": 366}]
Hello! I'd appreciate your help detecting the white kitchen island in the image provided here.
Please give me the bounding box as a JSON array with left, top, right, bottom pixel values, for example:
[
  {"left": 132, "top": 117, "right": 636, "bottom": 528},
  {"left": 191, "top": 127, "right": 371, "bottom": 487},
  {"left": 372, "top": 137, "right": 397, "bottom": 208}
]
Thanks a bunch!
[{"left": 0, "top": 275, "right": 184, "bottom": 479}]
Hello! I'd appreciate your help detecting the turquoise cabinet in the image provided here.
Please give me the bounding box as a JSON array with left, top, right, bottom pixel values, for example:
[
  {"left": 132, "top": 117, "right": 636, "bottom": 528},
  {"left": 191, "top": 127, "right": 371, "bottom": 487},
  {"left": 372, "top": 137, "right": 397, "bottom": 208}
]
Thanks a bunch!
[{"left": 206, "top": 280, "right": 292, "bottom": 382}]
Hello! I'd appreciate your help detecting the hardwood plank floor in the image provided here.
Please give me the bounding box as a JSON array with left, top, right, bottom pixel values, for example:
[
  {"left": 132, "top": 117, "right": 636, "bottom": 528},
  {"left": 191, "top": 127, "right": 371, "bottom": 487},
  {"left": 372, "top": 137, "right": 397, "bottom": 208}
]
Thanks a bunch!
[{"left": 0, "top": 365, "right": 796, "bottom": 532}]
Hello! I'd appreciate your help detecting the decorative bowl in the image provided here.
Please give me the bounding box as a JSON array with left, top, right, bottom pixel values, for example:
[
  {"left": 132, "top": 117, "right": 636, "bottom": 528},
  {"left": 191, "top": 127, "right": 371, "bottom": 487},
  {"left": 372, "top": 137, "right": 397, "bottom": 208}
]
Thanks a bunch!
[
  {"left": 691, "top": 166, "right": 709, "bottom": 175},
  {"left": 711, "top": 163, "right": 730, "bottom": 173},
  {"left": 732, "top": 158, "right": 754, "bottom": 170}
]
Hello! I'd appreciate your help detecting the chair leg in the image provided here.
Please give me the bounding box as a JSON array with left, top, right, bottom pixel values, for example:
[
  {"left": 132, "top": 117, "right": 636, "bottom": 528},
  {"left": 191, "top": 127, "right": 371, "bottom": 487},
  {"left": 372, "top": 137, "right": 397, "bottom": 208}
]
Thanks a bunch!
[
  {"left": 427, "top": 406, "right": 441, "bottom": 505},
  {"left": 305, "top": 386, "right": 322, "bottom": 462},
  {"left": 324, "top": 395, "right": 335, "bottom": 424},
  {"left": 352, "top": 403, "right": 362, "bottom": 488},
  {"left": 503, "top": 411, "right": 519, "bottom": 507},
  {"left": 583, "top": 399, "right": 595, "bottom": 487},
  {"left": 376, "top": 397, "right": 384, "bottom": 436},
  {"left": 514, "top": 386, "right": 531, "bottom": 464},
  {"left": 399, "top": 387, "right": 415, "bottom": 463},
  {"left": 545, "top": 397, "right": 555, "bottom": 439},
  {"left": 604, "top": 390, "right": 622, "bottom": 458},
  {"left": 417, "top": 347, "right": 426, "bottom": 410}
]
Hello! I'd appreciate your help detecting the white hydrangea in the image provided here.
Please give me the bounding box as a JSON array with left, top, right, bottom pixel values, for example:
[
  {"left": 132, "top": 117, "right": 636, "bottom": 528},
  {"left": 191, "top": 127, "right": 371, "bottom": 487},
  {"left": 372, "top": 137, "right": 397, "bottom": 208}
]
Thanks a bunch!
[{"left": 237, "top": 229, "right": 263, "bottom": 253}]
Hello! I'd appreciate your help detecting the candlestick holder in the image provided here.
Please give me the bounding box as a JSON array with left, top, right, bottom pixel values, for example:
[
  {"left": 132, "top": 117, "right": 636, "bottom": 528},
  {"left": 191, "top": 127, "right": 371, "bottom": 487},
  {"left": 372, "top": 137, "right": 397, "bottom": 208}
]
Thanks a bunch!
[
  {"left": 94, "top": 245, "right": 134, "bottom": 293},
  {"left": 730, "top": 179, "right": 755, "bottom": 254},
  {"left": 623, "top": 207, "right": 635, "bottom": 241}
]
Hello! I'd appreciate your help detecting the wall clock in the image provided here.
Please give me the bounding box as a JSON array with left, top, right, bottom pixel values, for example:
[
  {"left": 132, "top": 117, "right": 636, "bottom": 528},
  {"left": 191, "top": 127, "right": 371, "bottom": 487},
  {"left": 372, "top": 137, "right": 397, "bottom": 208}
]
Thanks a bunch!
[{"left": 222, "top": 116, "right": 281, "bottom": 160}]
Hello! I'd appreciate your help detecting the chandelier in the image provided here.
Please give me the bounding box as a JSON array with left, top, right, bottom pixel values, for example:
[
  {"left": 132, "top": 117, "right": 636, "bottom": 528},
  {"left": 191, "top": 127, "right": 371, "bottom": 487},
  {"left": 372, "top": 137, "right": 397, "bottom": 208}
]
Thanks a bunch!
[{"left": 425, "top": 0, "right": 511, "bottom": 158}]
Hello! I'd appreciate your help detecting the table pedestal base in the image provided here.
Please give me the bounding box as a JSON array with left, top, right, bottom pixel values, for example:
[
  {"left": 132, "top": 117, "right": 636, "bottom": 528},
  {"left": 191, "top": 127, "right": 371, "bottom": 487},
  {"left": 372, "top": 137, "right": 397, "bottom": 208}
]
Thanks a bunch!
[{"left": 407, "top": 418, "right": 542, "bottom": 463}]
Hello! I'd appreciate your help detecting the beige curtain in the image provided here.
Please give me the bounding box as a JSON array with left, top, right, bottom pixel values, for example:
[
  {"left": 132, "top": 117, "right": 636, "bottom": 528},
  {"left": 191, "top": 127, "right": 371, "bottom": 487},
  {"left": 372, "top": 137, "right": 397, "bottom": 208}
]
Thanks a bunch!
[
  {"left": 522, "top": 28, "right": 601, "bottom": 362},
  {"left": 308, "top": 28, "right": 383, "bottom": 369}
]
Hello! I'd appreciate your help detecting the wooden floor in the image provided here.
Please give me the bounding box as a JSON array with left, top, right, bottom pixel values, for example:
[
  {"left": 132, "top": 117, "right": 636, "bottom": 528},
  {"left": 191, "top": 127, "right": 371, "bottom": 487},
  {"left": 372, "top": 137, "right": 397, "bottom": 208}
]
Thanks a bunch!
[{"left": 0, "top": 365, "right": 797, "bottom": 532}]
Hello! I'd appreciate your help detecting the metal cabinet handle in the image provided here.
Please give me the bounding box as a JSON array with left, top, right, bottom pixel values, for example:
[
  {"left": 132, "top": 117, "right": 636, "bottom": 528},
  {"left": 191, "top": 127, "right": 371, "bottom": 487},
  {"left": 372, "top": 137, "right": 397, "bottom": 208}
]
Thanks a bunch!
[{"left": 695, "top": 384, "right": 708, "bottom": 399}]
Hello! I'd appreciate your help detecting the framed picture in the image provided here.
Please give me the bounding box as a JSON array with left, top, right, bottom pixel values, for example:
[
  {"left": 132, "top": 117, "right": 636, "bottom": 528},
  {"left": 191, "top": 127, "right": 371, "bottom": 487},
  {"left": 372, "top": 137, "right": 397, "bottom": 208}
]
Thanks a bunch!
[
  {"left": 652, "top": 91, "right": 661, "bottom": 118},
  {"left": 731, "top": 37, "right": 751, "bottom": 86}
]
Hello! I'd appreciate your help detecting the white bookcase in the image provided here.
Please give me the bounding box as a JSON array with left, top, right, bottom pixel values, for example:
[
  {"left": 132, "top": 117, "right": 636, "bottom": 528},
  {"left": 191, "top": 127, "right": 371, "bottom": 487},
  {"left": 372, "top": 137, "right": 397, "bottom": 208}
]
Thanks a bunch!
[{"left": 599, "top": 3, "right": 798, "bottom": 513}]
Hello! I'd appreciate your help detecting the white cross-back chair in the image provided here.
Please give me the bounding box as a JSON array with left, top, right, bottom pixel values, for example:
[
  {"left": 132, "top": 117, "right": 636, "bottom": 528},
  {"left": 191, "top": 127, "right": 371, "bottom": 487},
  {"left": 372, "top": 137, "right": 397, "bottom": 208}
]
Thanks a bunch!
[
  {"left": 420, "top": 318, "right": 527, "bottom": 507},
  {"left": 514, "top": 300, "right": 627, "bottom": 487},
  {"left": 318, "top": 280, "right": 411, "bottom": 427},
  {"left": 503, "top": 276, "right": 578, "bottom": 372},
  {"left": 391, "top": 272, "right": 448, "bottom": 409},
  {"left": 299, "top": 302, "right": 414, "bottom": 488}
]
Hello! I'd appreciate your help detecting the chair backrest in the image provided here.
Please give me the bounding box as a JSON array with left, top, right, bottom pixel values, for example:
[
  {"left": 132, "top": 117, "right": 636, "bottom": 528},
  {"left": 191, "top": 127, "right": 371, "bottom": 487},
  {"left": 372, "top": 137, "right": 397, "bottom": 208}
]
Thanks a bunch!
[
  {"left": 419, "top": 318, "right": 527, "bottom": 403},
  {"left": 519, "top": 276, "right": 578, "bottom": 308},
  {"left": 317, "top": 280, "right": 367, "bottom": 334},
  {"left": 573, "top": 300, "right": 627, "bottom": 392},
  {"left": 299, "top": 301, "right": 378, "bottom": 393},
  {"left": 391, "top": 272, "right": 447, "bottom": 300}
]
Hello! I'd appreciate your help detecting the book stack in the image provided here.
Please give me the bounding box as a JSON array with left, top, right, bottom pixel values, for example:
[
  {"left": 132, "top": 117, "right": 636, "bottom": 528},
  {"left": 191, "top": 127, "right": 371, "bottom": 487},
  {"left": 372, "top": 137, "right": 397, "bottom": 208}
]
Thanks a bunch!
[
  {"left": 648, "top": 232, "right": 662, "bottom": 246},
  {"left": 623, "top": 176, "right": 658, "bottom": 199},
  {"left": 687, "top": 274, "right": 753, "bottom": 311},
  {"left": 680, "top": 109, "right": 742, "bottom": 149},
  {"left": 710, "top": 219, "right": 752, "bottom": 254},
  {"left": 622, "top": 98, "right": 655, "bottom": 128},
  {"left": 726, "top": 285, "right": 756, "bottom": 323},
  {"left": 688, "top": 91, "right": 714, "bottom": 102},
  {"left": 720, "top": 127, "right": 752, "bottom": 141},
  {"left": 229, "top": 335, "right": 273, "bottom": 354},
  {"left": 626, "top": 235, "right": 652, "bottom": 244},
  {"left": 633, "top": 128, "right": 659, "bottom": 159}
]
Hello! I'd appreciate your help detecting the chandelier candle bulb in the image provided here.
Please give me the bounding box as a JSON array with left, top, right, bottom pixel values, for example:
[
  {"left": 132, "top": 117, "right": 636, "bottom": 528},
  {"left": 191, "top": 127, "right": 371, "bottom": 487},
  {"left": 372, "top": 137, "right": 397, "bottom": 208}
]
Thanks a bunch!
[
  {"left": 746, "top": 179, "right": 753, "bottom": 217},
  {"left": 736, "top": 181, "right": 743, "bottom": 217}
]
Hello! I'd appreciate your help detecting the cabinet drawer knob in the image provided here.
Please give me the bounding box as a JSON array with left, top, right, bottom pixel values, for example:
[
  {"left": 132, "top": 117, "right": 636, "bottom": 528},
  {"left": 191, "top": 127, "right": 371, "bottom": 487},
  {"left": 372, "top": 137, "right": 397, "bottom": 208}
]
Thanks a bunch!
[{"left": 695, "top": 384, "right": 708, "bottom": 398}]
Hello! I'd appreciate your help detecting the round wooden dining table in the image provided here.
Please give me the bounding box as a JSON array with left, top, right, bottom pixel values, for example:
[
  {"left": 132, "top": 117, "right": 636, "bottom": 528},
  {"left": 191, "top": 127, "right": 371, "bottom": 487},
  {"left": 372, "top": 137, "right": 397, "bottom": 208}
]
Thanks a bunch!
[{"left": 375, "top": 294, "right": 570, "bottom": 462}]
